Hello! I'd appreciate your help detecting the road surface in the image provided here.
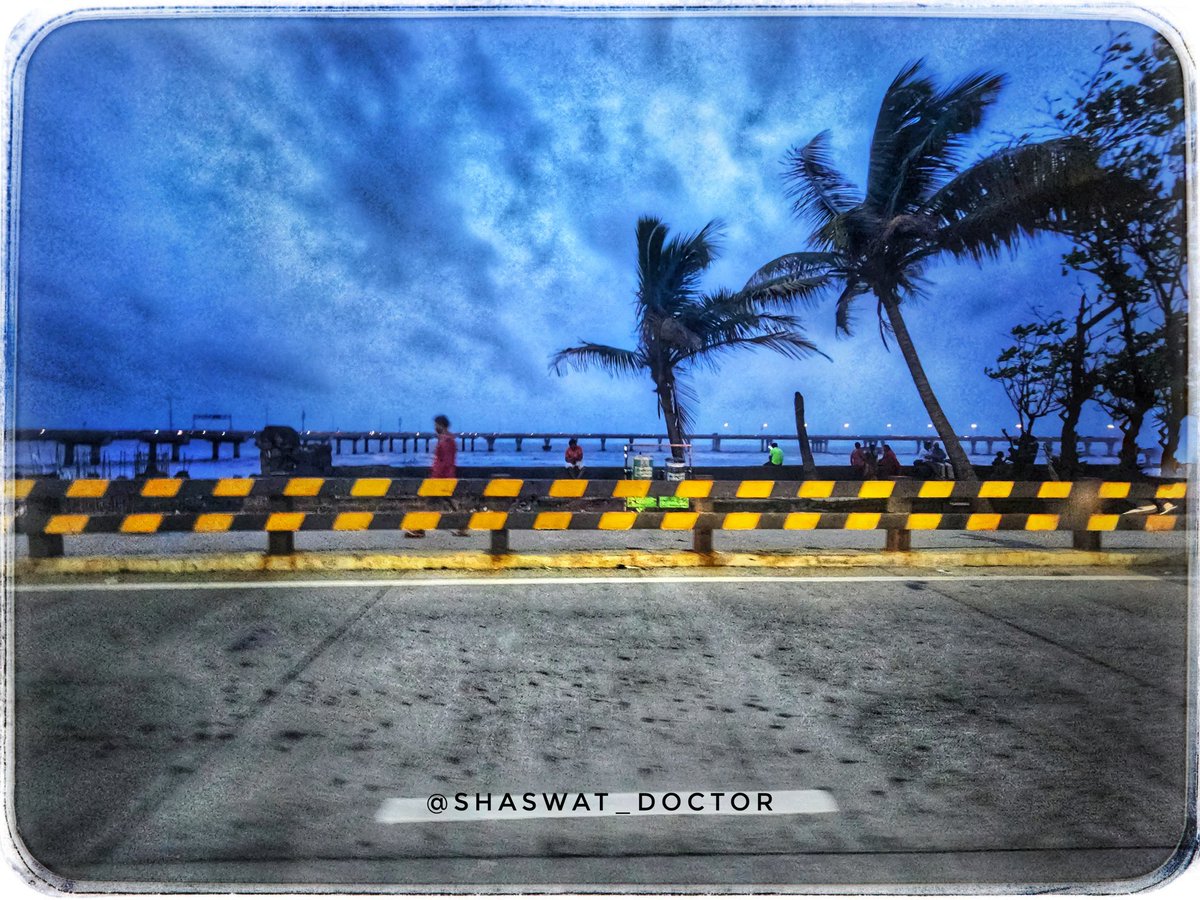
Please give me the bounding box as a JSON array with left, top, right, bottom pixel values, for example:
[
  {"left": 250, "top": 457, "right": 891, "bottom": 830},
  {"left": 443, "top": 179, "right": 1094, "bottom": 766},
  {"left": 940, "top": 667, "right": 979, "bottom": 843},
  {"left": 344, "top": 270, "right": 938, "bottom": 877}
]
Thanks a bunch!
[{"left": 9, "top": 568, "right": 1192, "bottom": 890}]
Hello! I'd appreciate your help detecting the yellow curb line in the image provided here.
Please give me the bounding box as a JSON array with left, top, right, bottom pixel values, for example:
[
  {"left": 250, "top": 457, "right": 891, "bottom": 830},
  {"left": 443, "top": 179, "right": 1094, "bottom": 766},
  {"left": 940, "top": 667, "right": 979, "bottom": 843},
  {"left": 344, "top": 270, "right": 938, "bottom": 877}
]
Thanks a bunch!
[{"left": 12, "top": 548, "right": 1187, "bottom": 578}]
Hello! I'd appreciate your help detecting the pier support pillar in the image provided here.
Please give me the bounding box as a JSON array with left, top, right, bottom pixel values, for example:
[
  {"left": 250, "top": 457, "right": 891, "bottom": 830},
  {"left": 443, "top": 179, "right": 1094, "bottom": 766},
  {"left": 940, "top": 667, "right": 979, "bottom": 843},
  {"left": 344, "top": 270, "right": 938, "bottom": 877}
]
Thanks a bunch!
[
  {"left": 599, "top": 438, "right": 607, "bottom": 451},
  {"left": 233, "top": 441, "right": 241, "bottom": 459},
  {"left": 171, "top": 443, "right": 182, "bottom": 462},
  {"left": 210, "top": 440, "right": 221, "bottom": 461},
  {"left": 712, "top": 434, "right": 720, "bottom": 451},
  {"left": 143, "top": 441, "right": 162, "bottom": 476},
  {"left": 89, "top": 444, "right": 103, "bottom": 466},
  {"left": 542, "top": 437, "right": 552, "bottom": 451},
  {"left": 515, "top": 438, "right": 523, "bottom": 452},
  {"left": 62, "top": 442, "right": 76, "bottom": 467},
  {"left": 487, "top": 437, "right": 496, "bottom": 451}
]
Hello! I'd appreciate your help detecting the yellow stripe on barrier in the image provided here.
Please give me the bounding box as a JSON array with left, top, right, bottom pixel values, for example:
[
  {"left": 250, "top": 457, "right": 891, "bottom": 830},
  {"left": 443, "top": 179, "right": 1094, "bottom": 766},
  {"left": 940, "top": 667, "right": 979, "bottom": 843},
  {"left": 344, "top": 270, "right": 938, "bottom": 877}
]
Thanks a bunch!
[
  {"left": 284, "top": 478, "right": 324, "bottom": 497},
  {"left": 1088, "top": 514, "right": 1119, "bottom": 531},
  {"left": 1157, "top": 483, "right": 1187, "bottom": 499},
  {"left": 214, "top": 478, "right": 253, "bottom": 497},
  {"left": 470, "top": 511, "right": 508, "bottom": 530},
  {"left": 121, "top": 514, "right": 163, "bottom": 533},
  {"left": 845, "top": 513, "right": 881, "bottom": 530},
  {"left": 612, "top": 481, "right": 650, "bottom": 498},
  {"left": 979, "top": 481, "right": 1013, "bottom": 498},
  {"left": 11, "top": 480, "right": 35, "bottom": 501},
  {"left": 418, "top": 479, "right": 457, "bottom": 497},
  {"left": 45, "top": 515, "right": 89, "bottom": 534},
  {"left": 67, "top": 479, "right": 109, "bottom": 498},
  {"left": 906, "top": 513, "right": 943, "bottom": 530},
  {"left": 1145, "top": 516, "right": 1178, "bottom": 532},
  {"left": 797, "top": 481, "right": 833, "bottom": 498},
  {"left": 351, "top": 479, "right": 391, "bottom": 497},
  {"left": 401, "top": 512, "right": 440, "bottom": 531},
  {"left": 784, "top": 512, "right": 821, "bottom": 529},
  {"left": 918, "top": 482, "right": 954, "bottom": 498},
  {"left": 858, "top": 481, "right": 894, "bottom": 499},
  {"left": 195, "top": 513, "right": 234, "bottom": 532},
  {"left": 266, "top": 512, "right": 305, "bottom": 531},
  {"left": 1037, "top": 482, "right": 1073, "bottom": 499},
  {"left": 333, "top": 512, "right": 373, "bottom": 530},
  {"left": 736, "top": 481, "right": 774, "bottom": 499},
  {"left": 661, "top": 512, "right": 699, "bottom": 530},
  {"left": 142, "top": 478, "right": 182, "bottom": 498},
  {"left": 484, "top": 479, "right": 523, "bottom": 497},
  {"left": 1025, "top": 514, "right": 1059, "bottom": 531},
  {"left": 967, "top": 513, "right": 1001, "bottom": 530},
  {"left": 534, "top": 512, "right": 572, "bottom": 530},
  {"left": 722, "top": 512, "right": 760, "bottom": 530},
  {"left": 675, "top": 480, "right": 713, "bottom": 498},
  {"left": 549, "top": 479, "right": 587, "bottom": 498},
  {"left": 599, "top": 511, "right": 637, "bottom": 530},
  {"left": 1099, "top": 482, "right": 1130, "bottom": 499}
]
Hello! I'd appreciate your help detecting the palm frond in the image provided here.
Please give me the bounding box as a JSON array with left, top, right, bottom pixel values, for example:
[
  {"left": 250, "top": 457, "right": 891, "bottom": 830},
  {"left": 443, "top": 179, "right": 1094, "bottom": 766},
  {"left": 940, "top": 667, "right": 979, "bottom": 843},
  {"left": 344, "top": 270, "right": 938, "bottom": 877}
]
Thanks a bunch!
[
  {"left": 744, "top": 251, "right": 840, "bottom": 291},
  {"left": 783, "top": 132, "right": 861, "bottom": 241},
  {"left": 549, "top": 342, "right": 645, "bottom": 378},
  {"left": 872, "top": 68, "right": 1007, "bottom": 215},
  {"left": 866, "top": 60, "right": 936, "bottom": 213},
  {"left": 928, "top": 136, "right": 1146, "bottom": 262},
  {"left": 834, "top": 282, "right": 871, "bottom": 336}
]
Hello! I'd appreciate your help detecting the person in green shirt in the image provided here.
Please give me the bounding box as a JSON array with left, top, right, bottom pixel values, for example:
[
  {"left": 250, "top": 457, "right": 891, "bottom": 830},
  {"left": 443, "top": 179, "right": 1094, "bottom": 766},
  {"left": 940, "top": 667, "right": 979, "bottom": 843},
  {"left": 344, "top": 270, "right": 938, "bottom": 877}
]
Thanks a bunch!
[{"left": 765, "top": 441, "right": 784, "bottom": 466}]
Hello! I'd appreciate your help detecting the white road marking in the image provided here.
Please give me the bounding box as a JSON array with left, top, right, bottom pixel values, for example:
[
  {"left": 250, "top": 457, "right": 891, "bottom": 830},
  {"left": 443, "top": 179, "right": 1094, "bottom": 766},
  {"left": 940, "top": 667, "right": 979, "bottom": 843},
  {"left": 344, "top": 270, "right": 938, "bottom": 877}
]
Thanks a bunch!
[
  {"left": 13, "top": 573, "right": 1183, "bottom": 592},
  {"left": 376, "top": 789, "right": 837, "bottom": 824}
]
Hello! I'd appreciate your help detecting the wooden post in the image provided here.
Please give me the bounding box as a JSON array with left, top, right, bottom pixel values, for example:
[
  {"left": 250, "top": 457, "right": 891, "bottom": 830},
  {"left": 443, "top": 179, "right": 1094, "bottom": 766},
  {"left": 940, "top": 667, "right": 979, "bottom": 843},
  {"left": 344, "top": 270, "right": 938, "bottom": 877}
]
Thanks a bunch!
[
  {"left": 794, "top": 392, "right": 817, "bottom": 477},
  {"left": 693, "top": 526, "right": 713, "bottom": 554}
]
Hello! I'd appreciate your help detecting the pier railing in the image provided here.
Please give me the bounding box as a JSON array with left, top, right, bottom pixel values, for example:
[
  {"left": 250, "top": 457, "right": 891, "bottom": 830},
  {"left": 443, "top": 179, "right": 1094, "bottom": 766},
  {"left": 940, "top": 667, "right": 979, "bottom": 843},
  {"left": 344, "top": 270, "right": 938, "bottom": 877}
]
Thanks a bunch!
[
  {"left": 10, "top": 476, "right": 1186, "bottom": 558},
  {"left": 13, "top": 428, "right": 1127, "bottom": 469}
]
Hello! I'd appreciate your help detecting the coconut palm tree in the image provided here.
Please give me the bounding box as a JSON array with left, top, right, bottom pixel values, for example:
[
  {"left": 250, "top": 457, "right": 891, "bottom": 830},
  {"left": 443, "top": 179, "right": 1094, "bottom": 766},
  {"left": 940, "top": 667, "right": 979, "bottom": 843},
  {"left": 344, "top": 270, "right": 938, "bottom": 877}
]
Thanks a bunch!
[
  {"left": 750, "top": 62, "right": 1133, "bottom": 479},
  {"left": 552, "top": 215, "right": 826, "bottom": 460}
]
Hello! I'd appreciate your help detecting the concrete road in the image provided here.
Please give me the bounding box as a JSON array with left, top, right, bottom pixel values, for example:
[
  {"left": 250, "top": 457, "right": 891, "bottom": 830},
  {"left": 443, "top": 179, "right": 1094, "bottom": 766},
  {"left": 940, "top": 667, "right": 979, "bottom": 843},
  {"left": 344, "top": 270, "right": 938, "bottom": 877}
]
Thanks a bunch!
[{"left": 9, "top": 569, "right": 1192, "bottom": 891}]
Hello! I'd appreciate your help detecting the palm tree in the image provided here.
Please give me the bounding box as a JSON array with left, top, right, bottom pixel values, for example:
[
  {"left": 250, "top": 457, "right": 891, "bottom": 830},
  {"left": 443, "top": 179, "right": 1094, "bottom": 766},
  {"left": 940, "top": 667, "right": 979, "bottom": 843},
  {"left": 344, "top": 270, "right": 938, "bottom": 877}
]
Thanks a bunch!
[
  {"left": 750, "top": 62, "right": 1132, "bottom": 479},
  {"left": 552, "top": 216, "right": 826, "bottom": 460}
]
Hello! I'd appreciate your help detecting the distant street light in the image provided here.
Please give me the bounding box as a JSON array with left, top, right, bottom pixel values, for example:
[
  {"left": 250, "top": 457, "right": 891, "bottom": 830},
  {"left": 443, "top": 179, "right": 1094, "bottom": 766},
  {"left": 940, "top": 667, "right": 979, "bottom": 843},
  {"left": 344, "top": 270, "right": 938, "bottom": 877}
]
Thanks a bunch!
[
  {"left": 1107, "top": 423, "right": 1116, "bottom": 430},
  {"left": 971, "top": 423, "right": 978, "bottom": 430}
]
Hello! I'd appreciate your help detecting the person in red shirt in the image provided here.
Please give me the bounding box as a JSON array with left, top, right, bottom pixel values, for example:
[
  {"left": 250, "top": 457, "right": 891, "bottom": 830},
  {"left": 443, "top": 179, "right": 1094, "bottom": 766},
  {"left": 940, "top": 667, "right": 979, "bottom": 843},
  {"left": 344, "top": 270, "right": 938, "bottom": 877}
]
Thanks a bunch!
[
  {"left": 564, "top": 437, "right": 584, "bottom": 476},
  {"left": 850, "top": 442, "right": 866, "bottom": 477},
  {"left": 406, "top": 414, "right": 467, "bottom": 537},
  {"left": 431, "top": 414, "right": 457, "bottom": 478}
]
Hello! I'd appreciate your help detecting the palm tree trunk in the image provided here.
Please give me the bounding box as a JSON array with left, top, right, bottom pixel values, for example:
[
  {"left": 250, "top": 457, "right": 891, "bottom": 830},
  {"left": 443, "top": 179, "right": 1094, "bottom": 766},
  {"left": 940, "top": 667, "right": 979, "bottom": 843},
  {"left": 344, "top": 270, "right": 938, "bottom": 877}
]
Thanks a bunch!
[
  {"left": 656, "top": 376, "right": 687, "bottom": 462},
  {"left": 880, "top": 294, "right": 976, "bottom": 482}
]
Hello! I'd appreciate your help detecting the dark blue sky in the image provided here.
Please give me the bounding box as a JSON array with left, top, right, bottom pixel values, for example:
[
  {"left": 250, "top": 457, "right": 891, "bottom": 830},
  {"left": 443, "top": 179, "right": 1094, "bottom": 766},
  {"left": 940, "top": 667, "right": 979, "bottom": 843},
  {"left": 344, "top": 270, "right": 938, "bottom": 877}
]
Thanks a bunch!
[{"left": 11, "top": 13, "right": 1171, "bottom": 435}]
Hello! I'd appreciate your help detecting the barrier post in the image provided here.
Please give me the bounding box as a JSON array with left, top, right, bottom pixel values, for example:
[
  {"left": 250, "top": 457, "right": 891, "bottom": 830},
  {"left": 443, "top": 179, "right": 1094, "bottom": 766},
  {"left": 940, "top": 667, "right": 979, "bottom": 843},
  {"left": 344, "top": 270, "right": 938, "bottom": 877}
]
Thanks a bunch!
[
  {"left": 267, "top": 532, "right": 295, "bottom": 555},
  {"left": 489, "top": 529, "right": 510, "bottom": 555},
  {"left": 886, "top": 494, "right": 911, "bottom": 551},
  {"left": 26, "top": 495, "right": 65, "bottom": 559},
  {"left": 1066, "top": 480, "right": 1102, "bottom": 551}
]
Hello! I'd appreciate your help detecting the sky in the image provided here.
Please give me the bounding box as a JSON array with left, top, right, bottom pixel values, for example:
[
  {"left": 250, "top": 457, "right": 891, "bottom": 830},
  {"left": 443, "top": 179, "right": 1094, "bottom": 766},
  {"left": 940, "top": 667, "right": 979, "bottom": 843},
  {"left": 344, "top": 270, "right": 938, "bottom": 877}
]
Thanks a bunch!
[{"left": 8, "top": 11, "right": 1180, "bottom": 437}]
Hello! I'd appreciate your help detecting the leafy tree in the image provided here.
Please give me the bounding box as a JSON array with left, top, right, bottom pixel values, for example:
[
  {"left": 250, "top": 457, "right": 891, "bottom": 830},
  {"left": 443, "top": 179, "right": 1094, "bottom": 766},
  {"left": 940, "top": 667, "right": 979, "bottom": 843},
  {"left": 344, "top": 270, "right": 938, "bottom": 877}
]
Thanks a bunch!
[
  {"left": 751, "top": 61, "right": 1130, "bottom": 480},
  {"left": 985, "top": 319, "right": 1067, "bottom": 436},
  {"left": 1046, "top": 34, "right": 1187, "bottom": 472},
  {"left": 551, "top": 216, "right": 825, "bottom": 460}
]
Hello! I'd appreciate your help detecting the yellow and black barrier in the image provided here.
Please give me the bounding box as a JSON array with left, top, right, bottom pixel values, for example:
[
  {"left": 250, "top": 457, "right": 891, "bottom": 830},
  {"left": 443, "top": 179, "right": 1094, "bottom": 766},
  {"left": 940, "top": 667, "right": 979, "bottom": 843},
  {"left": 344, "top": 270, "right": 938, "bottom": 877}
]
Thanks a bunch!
[
  {"left": 7, "top": 476, "right": 1189, "bottom": 502},
  {"left": 8, "top": 477, "right": 1187, "bottom": 558}
]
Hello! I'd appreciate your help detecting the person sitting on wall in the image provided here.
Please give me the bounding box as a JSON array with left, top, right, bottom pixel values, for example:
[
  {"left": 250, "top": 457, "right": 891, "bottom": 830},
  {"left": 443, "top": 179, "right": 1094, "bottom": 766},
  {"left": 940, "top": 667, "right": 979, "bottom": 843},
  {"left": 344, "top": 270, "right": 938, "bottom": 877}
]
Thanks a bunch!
[
  {"left": 565, "top": 437, "right": 584, "bottom": 476},
  {"left": 764, "top": 441, "right": 784, "bottom": 466},
  {"left": 878, "top": 444, "right": 901, "bottom": 477}
]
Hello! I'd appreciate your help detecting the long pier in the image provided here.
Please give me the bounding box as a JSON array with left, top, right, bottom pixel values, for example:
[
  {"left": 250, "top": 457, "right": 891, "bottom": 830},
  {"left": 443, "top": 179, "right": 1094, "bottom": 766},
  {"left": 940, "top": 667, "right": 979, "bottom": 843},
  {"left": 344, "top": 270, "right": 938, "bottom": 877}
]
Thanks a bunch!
[{"left": 13, "top": 428, "right": 1124, "bottom": 467}]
